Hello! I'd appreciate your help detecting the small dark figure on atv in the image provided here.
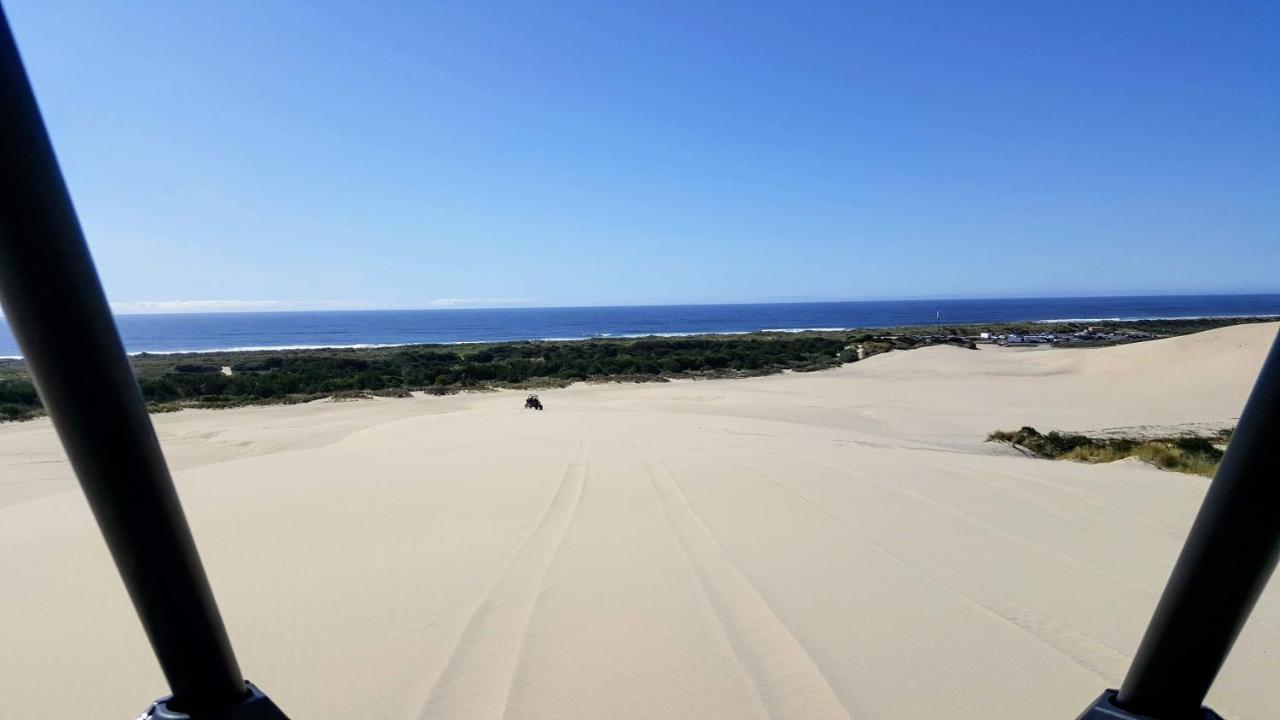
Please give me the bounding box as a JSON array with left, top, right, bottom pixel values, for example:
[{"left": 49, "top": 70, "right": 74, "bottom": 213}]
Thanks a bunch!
[{"left": 524, "top": 394, "right": 543, "bottom": 411}]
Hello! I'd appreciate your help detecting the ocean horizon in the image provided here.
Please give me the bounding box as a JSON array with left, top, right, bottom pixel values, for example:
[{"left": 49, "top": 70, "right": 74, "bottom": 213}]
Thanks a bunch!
[{"left": 3, "top": 293, "right": 1279, "bottom": 357}]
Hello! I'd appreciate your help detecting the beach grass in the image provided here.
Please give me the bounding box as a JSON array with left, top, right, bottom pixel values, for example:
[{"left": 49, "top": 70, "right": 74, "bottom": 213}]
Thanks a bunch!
[{"left": 987, "top": 426, "right": 1229, "bottom": 477}]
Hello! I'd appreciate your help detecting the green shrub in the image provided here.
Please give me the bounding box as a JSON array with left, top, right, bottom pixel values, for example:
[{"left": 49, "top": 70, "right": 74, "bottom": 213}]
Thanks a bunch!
[
  {"left": 988, "top": 425, "right": 1228, "bottom": 477},
  {"left": 0, "top": 379, "right": 41, "bottom": 420}
]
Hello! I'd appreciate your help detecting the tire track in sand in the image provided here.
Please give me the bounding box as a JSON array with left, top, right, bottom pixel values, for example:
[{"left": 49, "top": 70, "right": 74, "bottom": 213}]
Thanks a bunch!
[
  {"left": 811, "top": 459, "right": 1167, "bottom": 599},
  {"left": 417, "top": 441, "right": 589, "bottom": 720},
  {"left": 708, "top": 449, "right": 1123, "bottom": 683},
  {"left": 636, "top": 443, "right": 854, "bottom": 720}
]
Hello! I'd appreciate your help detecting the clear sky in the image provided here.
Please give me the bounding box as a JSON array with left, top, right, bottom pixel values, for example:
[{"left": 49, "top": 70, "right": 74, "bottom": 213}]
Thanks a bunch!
[{"left": 6, "top": 1, "right": 1278, "bottom": 312}]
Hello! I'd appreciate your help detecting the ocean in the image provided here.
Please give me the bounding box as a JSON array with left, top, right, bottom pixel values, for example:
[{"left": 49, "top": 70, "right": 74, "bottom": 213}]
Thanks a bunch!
[{"left": 3, "top": 294, "right": 1279, "bottom": 357}]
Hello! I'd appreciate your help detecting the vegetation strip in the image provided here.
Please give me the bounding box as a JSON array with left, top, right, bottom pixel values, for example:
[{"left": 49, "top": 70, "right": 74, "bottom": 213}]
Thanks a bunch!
[
  {"left": 0, "top": 316, "right": 1272, "bottom": 421},
  {"left": 987, "top": 426, "right": 1232, "bottom": 477}
]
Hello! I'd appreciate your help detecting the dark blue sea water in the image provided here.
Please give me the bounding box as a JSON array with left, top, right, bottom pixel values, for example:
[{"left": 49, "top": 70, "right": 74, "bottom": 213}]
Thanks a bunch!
[{"left": 3, "top": 294, "right": 1279, "bottom": 357}]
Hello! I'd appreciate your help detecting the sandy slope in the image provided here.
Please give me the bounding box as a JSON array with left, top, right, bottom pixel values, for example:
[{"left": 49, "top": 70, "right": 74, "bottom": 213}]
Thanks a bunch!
[{"left": 1, "top": 322, "right": 1277, "bottom": 719}]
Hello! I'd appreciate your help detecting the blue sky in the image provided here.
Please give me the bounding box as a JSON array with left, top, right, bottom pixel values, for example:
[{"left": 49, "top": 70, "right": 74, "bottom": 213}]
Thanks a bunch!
[{"left": 7, "top": 1, "right": 1278, "bottom": 312}]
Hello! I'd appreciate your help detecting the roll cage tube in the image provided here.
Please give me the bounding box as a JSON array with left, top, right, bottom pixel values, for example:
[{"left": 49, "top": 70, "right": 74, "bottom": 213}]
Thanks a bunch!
[
  {"left": 2, "top": 4, "right": 1279, "bottom": 720},
  {"left": 1077, "top": 330, "right": 1280, "bottom": 719},
  {"left": 0, "top": 7, "right": 287, "bottom": 719}
]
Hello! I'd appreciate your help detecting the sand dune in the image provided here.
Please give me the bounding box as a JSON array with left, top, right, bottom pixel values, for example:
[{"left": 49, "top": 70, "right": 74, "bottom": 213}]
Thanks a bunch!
[{"left": 1, "top": 322, "right": 1277, "bottom": 719}]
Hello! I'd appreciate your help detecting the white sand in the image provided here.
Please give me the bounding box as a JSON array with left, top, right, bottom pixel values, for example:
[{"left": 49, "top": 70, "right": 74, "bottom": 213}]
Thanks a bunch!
[{"left": 2, "top": 322, "right": 1277, "bottom": 719}]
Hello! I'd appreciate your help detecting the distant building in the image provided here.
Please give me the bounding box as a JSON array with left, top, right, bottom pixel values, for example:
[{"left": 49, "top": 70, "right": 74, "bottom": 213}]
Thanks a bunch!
[{"left": 1004, "top": 334, "right": 1052, "bottom": 345}]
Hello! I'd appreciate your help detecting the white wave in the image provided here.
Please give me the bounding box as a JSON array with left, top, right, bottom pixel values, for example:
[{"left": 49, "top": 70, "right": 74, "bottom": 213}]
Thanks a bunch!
[
  {"left": 620, "top": 331, "right": 753, "bottom": 338},
  {"left": 761, "top": 327, "right": 851, "bottom": 333},
  {"left": 127, "top": 342, "right": 416, "bottom": 356},
  {"left": 1034, "top": 313, "right": 1280, "bottom": 324},
  {"left": 1033, "top": 318, "right": 1123, "bottom": 324},
  {"left": 0, "top": 328, "right": 788, "bottom": 359}
]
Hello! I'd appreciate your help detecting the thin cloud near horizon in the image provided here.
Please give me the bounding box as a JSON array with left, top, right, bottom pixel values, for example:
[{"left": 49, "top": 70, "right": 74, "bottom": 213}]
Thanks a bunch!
[
  {"left": 97, "top": 291, "right": 1280, "bottom": 316},
  {"left": 107, "top": 299, "right": 536, "bottom": 314}
]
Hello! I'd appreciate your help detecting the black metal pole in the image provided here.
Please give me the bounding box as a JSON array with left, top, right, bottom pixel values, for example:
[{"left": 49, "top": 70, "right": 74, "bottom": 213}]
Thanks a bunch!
[
  {"left": 0, "top": 7, "right": 255, "bottom": 716},
  {"left": 1110, "top": 329, "right": 1280, "bottom": 719}
]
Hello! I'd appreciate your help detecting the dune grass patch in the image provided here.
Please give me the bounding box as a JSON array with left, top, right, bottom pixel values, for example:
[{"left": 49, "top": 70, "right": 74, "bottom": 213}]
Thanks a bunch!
[{"left": 987, "top": 426, "right": 1230, "bottom": 477}]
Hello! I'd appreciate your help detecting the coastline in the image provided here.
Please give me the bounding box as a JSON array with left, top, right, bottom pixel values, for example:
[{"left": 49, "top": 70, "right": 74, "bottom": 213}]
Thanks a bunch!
[
  {"left": 1033, "top": 313, "right": 1280, "bottom": 324},
  {"left": 0, "top": 312, "right": 1274, "bottom": 361},
  {"left": 5, "top": 294, "right": 1280, "bottom": 358}
]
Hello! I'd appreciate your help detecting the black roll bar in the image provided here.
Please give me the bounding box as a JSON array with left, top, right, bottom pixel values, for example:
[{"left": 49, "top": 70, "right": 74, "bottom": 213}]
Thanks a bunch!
[
  {"left": 0, "top": 6, "right": 285, "bottom": 718},
  {"left": 1079, "top": 331, "right": 1280, "bottom": 719},
  {"left": 1119, "top": 330, "right": 1280, "bottom": 713}
]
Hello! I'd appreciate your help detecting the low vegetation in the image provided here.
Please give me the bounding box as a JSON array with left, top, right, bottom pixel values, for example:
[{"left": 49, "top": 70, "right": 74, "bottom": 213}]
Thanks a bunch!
[
  {"left": 0, "top": 335, "right": 849, "bottom": 420},
  {"left": 0, "top": 316, "right": 1266, "bottom": 421},
  {"left": 987, "top": 426, "right": 1231, "bottom": 477},
  {"left": 0, "top": 378, "right": 40, "bottom": 421}
]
